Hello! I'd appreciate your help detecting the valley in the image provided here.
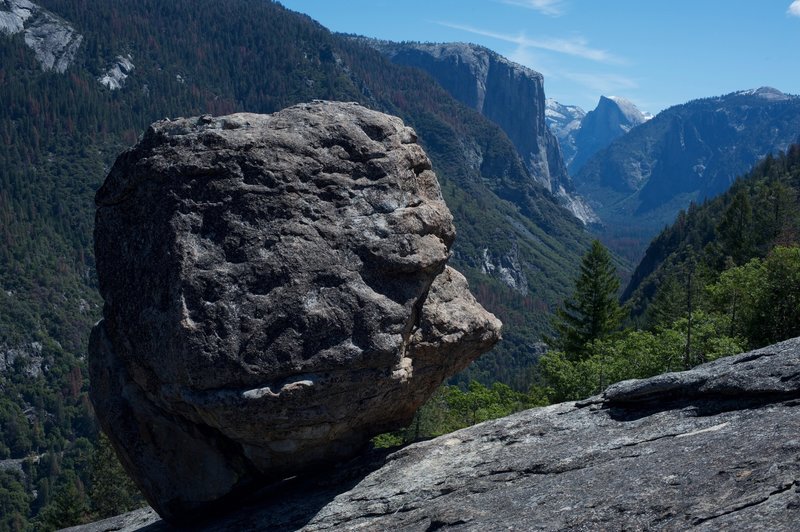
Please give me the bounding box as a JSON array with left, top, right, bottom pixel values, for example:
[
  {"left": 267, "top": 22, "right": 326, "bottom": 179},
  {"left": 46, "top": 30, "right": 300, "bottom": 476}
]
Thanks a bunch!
[{"left": 0, "top": 0, "right": 798, "bottom": 530}]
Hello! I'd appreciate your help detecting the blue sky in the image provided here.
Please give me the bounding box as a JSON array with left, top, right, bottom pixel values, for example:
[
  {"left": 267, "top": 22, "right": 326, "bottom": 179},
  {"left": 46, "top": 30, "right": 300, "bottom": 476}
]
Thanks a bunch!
[{"left": 280, "top": 0, "right": 800, "bottom": 116}]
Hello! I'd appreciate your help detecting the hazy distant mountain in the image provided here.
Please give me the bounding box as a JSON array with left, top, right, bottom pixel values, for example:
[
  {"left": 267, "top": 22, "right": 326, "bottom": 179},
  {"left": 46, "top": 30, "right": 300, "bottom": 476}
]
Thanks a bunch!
[
  {"left": 367, "top": 40, "right": 598, "bottom": 224},
  {"left": 573, "top": 87, "right": 800, "bottom": 261},
  {"left": 569, "top": 95, "right": 650, "bottom": 173},
  {"left": 545, "top": 98, "right": 585, "bottom": 166}
]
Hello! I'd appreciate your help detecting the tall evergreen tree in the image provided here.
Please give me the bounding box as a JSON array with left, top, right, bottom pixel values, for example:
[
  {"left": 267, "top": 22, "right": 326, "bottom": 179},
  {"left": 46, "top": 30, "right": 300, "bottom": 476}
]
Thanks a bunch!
[{"left": 546, "top": 240, "right": 624, "bottom": 360}]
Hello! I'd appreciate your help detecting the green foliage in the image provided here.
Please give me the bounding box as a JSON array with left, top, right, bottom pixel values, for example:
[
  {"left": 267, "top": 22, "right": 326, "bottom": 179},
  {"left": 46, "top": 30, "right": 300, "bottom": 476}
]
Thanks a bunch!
[
  {"left": 546, "top": 240, "right": 624, "bottom": 360},
  {"left": 708, "top": 246, "right": 800, "bottom": 347},
  {"left": 88, "top": 433, "right": 144, "bottom": 519},
  {"left": 372, "top": 381, "right": 547, "bottom": 447},
  {"left": 541, "top": 312, "right": 744, "bottom": 402},
  {"left": 625, "top": 144, "right": 800, "bottom": 324},
  {"left": 0, "top": 470, "right": 31, "bottom": 532},
  {"left": 542, "top": 236, "right": 746, "bottom": 403},
  {"left": 36, "top": 471, "right": 90, "bottom": 531},
  {"left": 716, "top": 189, "right": 754, "bottom": 265}
]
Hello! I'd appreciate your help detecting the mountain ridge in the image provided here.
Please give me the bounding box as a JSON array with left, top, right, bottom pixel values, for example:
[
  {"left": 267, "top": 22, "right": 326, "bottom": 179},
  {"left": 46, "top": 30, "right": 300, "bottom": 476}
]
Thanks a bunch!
[
  {"left": 622, "top": 144, "right": 800, "bottom": 319},
  {"left": 573, "top": 87, "right": 800, "bottom": 261}
]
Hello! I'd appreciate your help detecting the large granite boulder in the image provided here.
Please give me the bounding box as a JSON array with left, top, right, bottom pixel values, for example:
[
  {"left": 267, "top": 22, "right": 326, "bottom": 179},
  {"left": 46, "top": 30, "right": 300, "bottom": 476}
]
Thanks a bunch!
[
  {"left": 89, "top": 101, "right": 501, "bottom": 522},
  {"left": 75, "top": 337, "right": 800, "bottom": 531}
]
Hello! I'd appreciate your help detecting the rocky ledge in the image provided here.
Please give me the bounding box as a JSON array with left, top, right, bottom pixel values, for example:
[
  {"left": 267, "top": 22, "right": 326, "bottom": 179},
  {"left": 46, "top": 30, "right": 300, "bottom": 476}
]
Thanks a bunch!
[{"left": 73, "top": 337, "right": 800, "bottom": 531}]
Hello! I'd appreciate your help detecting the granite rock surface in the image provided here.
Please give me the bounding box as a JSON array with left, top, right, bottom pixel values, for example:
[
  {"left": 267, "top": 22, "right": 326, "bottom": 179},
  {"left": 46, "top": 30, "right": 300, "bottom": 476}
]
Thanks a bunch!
[
  {"left": 89, "top": 101, "right": 501, "bottom": 522},
  {"left": 75, "top": 337, "right": 800, "bottom": 531}
]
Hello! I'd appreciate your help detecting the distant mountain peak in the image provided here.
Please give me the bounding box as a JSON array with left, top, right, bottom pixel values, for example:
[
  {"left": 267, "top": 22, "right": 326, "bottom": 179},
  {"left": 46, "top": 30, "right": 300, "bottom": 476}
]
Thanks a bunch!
[
  {"left": 734, "top": 86, "right": 794, "bottom": 101},
  {"left": 544, "top": 98, "right": 585, "bottom": 166},
  {"left": 599, "top": 95, "right": 648, "bottom": 127},
  {"left": 568, "top": 94, "right": 649, "bottom": 173},
  {"left": 573, "top": 88, "right": 800, "bottom": 262},
  {"left": 367, "top": 39, "right": 600, "bottom": 225}
]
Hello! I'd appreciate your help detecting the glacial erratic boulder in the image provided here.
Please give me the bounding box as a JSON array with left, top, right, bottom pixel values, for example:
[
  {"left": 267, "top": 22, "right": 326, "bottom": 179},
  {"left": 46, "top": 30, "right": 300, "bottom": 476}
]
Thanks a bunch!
[{"left": 89, "top": 101, "right": 501, "bottom": 522}]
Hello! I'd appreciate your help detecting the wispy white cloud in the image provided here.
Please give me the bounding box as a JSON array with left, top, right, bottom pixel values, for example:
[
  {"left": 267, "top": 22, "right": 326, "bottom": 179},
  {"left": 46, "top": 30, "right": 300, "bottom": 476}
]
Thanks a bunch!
[
  {"left": 560, "top": 71, "right": 639, "bottom": 94},
  {"left": 506, "top": 46, "right": 552, "bottom": 77},
  {"left": 501, "top": 0, "right": 566, "bottom": 17},
  {"left": 789, "top": 1, "right": 800, "bottom": 17},
  {"left": 438, "top": 22, "right": 625, "bottom": 64}
]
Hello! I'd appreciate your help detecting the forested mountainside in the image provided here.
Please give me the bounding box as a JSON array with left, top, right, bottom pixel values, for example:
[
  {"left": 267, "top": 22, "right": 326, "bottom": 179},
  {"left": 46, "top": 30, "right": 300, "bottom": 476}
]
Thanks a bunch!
[
  {"left": 623, "top": 145, "right": 800, "bottom": 337},
  {"left": 0, "top": 1, "right": 596, "bottom": 527},
  {"left": 0, "top": 0, "right": 595, "bottom": 387},
  {"left": 574, "top": 87, "right": 800, "bottom": 262}
]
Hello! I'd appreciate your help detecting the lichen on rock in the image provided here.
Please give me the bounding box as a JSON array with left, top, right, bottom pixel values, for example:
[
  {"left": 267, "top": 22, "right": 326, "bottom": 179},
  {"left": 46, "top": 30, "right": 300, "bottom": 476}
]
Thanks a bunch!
[{"left": 89, "top": 101, "right": 501, "bottom": 522}]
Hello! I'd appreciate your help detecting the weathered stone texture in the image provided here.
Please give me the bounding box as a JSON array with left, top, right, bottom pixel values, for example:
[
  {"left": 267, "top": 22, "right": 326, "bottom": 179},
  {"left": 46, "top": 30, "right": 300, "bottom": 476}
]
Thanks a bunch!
[{"left": 89, "top": 101, "right": 500, "bottom": 522}]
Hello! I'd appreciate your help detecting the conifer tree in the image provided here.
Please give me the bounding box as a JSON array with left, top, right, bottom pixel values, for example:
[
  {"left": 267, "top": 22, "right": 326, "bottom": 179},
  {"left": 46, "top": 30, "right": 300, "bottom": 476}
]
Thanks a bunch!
[
  {"left": 89, "top": 433, "right": 143, "bottom": 519},
  {"left": 546, "top": 240, "right": 624, "bottom": 360}
]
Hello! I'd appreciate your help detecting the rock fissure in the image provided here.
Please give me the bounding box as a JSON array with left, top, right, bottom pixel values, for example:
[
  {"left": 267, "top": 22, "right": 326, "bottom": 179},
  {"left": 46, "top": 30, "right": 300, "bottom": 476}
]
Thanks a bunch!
[{"left": 691, "top": 480, "right": 799, "bottom": 525}]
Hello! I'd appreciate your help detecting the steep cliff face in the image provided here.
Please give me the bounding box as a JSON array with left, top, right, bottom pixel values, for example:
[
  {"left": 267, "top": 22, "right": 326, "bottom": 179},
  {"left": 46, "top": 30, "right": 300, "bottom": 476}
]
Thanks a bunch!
[
  {"left": 70, "top": 337, "right": 800, "bottom": 531},
  {"left": 570, "top": 95, "right": 649, "bottom": 173},
  {"left": 369, "top": 40, "right": 597, "bottom": 224}
]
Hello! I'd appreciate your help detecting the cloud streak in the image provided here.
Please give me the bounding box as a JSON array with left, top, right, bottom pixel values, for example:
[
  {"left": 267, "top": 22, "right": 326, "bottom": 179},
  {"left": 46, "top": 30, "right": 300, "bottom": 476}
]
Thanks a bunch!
[
  {"left": 438, "top": 22, "right": 624, "bottom": 64},
  {"left": 501, "top": 0, "right": 566, "bottom": 17},
  {"left": 561, "top": 72, "right": 639, "bottom": 94},
  {"left": 789, "top": 1, "right": 800, "bottom": 17}
]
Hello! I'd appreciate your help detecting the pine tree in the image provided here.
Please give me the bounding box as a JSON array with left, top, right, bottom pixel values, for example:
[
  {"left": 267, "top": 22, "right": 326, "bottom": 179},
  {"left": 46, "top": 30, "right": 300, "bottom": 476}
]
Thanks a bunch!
[
  {"left": 88, "top": 433, "right": 143, "bottom": 519},
  {"left": 546, "top": 240, "right": 624, "bottom": 360}
]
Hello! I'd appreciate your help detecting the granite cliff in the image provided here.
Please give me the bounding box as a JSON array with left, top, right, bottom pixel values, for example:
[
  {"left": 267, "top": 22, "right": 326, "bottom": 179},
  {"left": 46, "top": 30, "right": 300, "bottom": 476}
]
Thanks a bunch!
[
  {"left": 369, "top": 40, "right": 597, "bottom": 224},
  {"left": 0, "top": 0, "right": 83, "bottom": 72},
  {"left": 569, "top": 95, "right": 649, "bottom": 174},
  {"left": 89, "top": 102, "right": 500, "bottom": 523},
  {"left": 71, "top": 337, "right": 800, "bottom": 531}
]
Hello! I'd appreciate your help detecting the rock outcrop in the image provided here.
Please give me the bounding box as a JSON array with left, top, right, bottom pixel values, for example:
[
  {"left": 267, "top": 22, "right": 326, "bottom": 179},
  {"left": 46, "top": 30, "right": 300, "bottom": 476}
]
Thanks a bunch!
[
  {"left": 89, "top": 101, "right": 501, "bottom": 522},
  {"left": 98, "top": 54, "right": 134, "bottom": 90},
  {"left": 73, "top": 337, "right": 800, "bottom": 531},
  {"left": 368, "top": 40, "right": 597, "bottom": 224},
  {"left": 0, "top": 0, "right": 83, "bottom": 73}
]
